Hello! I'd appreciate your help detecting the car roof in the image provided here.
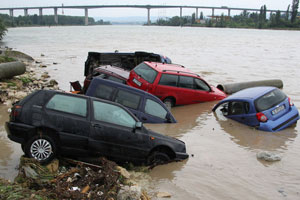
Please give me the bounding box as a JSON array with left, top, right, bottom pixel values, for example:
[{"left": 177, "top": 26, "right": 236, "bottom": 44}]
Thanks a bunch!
[
  {"left": 94, "top": 65, "right": 129, "bottom": 79},
  {"left": 224, "top": 87, "right": 277, "bottom": 101},
  {"left": 144, "top": 61, "right": 200, "bottom": 77}
]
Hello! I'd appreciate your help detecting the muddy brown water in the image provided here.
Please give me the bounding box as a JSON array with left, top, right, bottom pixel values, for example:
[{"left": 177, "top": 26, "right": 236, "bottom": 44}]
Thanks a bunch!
[{"left": 1, "top": 26, "right": 300, "bottom": 199}]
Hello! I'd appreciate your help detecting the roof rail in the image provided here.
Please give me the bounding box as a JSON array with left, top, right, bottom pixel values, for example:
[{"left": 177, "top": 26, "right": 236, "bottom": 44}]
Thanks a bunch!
[{"left": 162, "top": 70, "right": 200, "bottom": 77}]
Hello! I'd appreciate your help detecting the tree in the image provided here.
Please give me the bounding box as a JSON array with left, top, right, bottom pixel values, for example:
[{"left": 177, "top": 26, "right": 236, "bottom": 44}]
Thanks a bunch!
[
  {"left": 0, "top": 17, "right": 7, "bottom": 40},
  {"left": 200, "top": 12, "right": 204, "bottom": 20},
  {"left": 191, "top": 13, "right": 196, "bottom": 24},
  {"left": 291, "top": 0, "right": 299, "bottom": 23},
  {"left": 286, "top": 5, "right": 290, "bottom": 20}
]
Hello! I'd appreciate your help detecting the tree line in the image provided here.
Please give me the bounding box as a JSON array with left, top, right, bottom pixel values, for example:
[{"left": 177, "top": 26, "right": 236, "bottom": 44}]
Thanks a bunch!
[
  {"left": 0, "top": 14, "right": 110, "bottom": 40},
  {"left": 153, "top": 1, "right": 299, "bottom": 29}
]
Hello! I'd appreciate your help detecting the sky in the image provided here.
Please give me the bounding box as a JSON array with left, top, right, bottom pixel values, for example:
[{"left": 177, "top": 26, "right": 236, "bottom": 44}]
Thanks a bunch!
[{"left": 0, "top": 0, "right": 295, "bottom": 18}]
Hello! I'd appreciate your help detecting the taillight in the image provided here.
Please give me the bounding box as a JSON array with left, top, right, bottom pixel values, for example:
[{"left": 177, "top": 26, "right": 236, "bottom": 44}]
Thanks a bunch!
[
  {"left": 288, "top": 97, "right": 294, "bottom": 106},
  {"left": 256, "top": 112, "right": 268, "bottom": 122},
  {"left": 11, "top": 105, "right": 22, "bottom": 119}
]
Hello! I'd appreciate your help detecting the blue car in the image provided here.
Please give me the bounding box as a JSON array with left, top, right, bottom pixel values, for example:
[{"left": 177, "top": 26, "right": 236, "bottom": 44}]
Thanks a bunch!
[
  {"left": 86, "top": 78, "right": 177, "bottom": 124},
  {"left": 212, "top": 87, "right": 299, "bottom": 132}
]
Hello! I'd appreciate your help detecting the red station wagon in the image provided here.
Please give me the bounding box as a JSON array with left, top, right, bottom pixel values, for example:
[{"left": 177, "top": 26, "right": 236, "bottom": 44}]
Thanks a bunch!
[{"left": 127, "top": 62, "right": 226, "bottom": 106}]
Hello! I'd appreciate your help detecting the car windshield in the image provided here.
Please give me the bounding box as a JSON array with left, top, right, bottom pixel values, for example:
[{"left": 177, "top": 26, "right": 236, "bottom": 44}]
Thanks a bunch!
[
  {"left": 255, "top": 89, "right": 287, "bottom": 112},
  {"left": 133, "top": 63, "right": 157, "bottom": 83}
]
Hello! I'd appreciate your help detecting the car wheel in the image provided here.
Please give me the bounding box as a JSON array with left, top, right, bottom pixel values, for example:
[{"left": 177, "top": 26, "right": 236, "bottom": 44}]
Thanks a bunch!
[
  {"left": 163, "top": 98, "right": 174, "bottom": 109},
  {"left": 21, "top": 144, "right": 25, "bottom": 153},
  {"left": 147, "top": 151, "right": 170, "bottom": 166},
  {"left": 25, "top": 135, "right": 56, "bottom": 164}
]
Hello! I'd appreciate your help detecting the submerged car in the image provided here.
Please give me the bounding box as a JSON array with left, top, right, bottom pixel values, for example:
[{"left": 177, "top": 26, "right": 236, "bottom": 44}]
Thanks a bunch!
[
  {"left": 212, "top": 87, "right": 299, "bottom": 132},
  {"left": 5, "top": 90, "right": 188, "bottom": 164},
  {"left": 127, "top": 61, "right": 226, "bottom": 106},
  {"left": 86, "top": 78, "right": 177, "bottom": 124}
]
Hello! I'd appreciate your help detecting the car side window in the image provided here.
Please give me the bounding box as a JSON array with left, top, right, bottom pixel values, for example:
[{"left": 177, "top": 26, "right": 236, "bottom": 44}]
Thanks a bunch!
[
  {"left": 178, "top": 76, "right": 194, "bottom": 89},
  {"left": 229, "top": 102, "right": 250, "bottom": 115},
  {"left": 145, "top": 99, "right": 168, "bottom": 119},
  {"left": 46, "top": 94, "right": 87, "bottom": 117},
  {"left": 93, "top": 101, "right": 136, "bottom": 128},
  {"left": 115, "top": 90, "right": 141, "bottom": 110},
  {"left": 95, "top": 84, "right": 115, "bottom": 100},
  {"left": 194, "top": 78, "right": 210, "bottom": 91},
  {"left": 159, "top": 74, "right": 178, "bottom": 87}
]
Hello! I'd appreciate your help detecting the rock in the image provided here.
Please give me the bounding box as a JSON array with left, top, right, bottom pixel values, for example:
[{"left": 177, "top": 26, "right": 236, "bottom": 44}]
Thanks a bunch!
[
  {"left": 256, "top": 151, "right": 282, "bottom": 162},
  {"left": 41, "top": 54, "right": 45, "bottom": 57},
  {"left": 39, "top": 64, "right": 47, "bottom": 68},
  {"left": 41, "top": 73, "right": 50, "bottom": 79},
  {"left": 117, "top": 185, "right": 142, "bottom": 200},
  {"left": 116, "top": 166, "right": 130, "bottom": 179},
  {"left": 23, "top": 166, "right": 39, "bottom": 179},
  {"left": 46, "top": 159, "right": 59, "bottom": 173},
  {"left": 49, "top": 79, "right": 58, "bottom": 86},
  {"left": 14, "top": 91, "right": 27, "bottom": 99},
  {"left": 53, "top": 62, "right": 58, "bottom": 65},
  {"left": 156, "top": 192, "right": 172, "bottom": 198}
]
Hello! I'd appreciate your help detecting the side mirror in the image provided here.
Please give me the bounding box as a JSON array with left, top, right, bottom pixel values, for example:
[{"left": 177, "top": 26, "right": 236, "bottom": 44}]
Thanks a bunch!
[{"left": 135, "top": 121, "right": 143, "bottom": 129}]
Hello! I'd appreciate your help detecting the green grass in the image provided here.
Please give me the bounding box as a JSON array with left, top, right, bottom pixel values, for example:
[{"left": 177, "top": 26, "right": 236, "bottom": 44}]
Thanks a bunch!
[{"left": 0, "top": 56, "right": 16, "bottom": 63}]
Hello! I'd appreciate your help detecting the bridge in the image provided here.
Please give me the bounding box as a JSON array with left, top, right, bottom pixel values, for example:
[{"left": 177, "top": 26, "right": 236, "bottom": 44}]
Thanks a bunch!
[{"left": 0, "top": 5, "right": 289, "bottom": 25}]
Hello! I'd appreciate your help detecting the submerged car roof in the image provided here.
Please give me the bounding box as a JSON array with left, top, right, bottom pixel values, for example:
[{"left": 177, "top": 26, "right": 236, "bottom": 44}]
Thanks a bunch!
[
  {"left": 223, "top": 87, "right": 277, "bottom": 101},
  {"left": 94, "top": 65, "right": 130, "bottom": 79}
]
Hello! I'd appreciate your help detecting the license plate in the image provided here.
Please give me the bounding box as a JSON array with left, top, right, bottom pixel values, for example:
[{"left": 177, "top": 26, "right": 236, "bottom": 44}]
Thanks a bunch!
[
  {"left": 133, "top": 78, "right": 142, "bottom": 87},
  {"left": 272, "top": 105, "right": 285, "bottom": 115}
]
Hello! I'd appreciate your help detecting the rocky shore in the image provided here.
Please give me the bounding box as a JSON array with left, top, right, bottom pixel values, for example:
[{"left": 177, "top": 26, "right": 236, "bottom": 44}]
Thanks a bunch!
[{"left": 0, "top": 49, "right": 153, "bottom": 200}]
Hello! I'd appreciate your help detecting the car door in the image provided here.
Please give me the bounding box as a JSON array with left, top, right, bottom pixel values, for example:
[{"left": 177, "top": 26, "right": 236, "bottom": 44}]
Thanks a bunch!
[
  {"left": 177, "top": 75, "right": 198, "bottom": 104},
  {"left": 89, "top": 100, "right": 149, "bottom": 160},
  {"left": 194, "top": 78, "right": 214, "bottom": 102},
  {"left": 155, "top": 74, "right": 179, "bottom": 102},
  {"left": 44, "top": 94, "right": 90, "bottom": 150},
  {"left": 227, "top": 101, "right": 258, "bottom": 126}
]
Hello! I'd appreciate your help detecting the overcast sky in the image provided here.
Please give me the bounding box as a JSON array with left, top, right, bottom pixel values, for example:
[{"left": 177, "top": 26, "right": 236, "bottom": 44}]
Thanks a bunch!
[{"left": 0, "top": 0, "right": 295, "bottom": 18}]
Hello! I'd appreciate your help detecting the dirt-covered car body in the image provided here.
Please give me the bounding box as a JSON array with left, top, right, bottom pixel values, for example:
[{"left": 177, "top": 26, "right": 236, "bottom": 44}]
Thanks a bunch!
[
  {"left": 212, "top": 87, "right": 299, "bottom": 132},
  {"left": 84, "top": 51, "right": 172, "bottom": 77},
  {"left": 5, "top": 90, "right": 188, "bottom": 164},
  {"left": 82, "top": 65, "right": 130, "bottom": 93}
]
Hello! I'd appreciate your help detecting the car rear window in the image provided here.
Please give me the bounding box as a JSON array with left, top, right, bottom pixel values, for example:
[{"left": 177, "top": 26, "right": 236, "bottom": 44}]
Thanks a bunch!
[
  {"left": 255, "top": 89, "right": 287, "bottom": 112},
  {"left": 134, "top": 63, "right": 157, "bottom": 83},
  {"left": 46, "top": 94, "right": 87, "bottom": 117},
  {"left": 159, "top": 74, "right": 178, "bottom": 87},
  {"left": 115, "top": 90, "right": 141, "bottom": 110}
]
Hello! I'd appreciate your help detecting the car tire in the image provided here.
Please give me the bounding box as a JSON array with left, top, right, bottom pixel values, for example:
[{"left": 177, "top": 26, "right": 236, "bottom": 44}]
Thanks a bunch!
[
  {"left": 163, "top": 98, "right": 174, "bottom": 109},
  {"left": 147, "top": 151, "right": 170, "bottom": 166},
  {"left": 25, "top": 135, "right": 57, "bottom": 164}
]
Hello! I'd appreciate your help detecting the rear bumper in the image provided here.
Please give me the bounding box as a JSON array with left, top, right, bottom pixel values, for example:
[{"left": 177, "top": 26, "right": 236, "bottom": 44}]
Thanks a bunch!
[
  {"left": 5, "top": 122, "right": 35, "bottom": 144},
  {"left": 259, "top": 106, "right": 299, "bottom": 132}
]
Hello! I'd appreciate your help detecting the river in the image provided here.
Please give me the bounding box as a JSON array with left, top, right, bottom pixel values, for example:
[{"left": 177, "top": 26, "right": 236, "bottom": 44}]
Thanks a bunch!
[{"left": 0, "top": 25, "right": 300, "bottom": 200}]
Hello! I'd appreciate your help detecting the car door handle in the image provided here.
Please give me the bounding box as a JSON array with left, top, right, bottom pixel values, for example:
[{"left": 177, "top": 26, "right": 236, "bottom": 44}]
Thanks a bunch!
[{"left": 92, "top": 124, "right": 102, "bottom": 128}]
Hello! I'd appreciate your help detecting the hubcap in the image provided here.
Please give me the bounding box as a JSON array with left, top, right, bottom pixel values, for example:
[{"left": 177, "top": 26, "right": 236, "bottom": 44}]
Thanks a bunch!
[{"left": 30, "top": 139, "right": 52, "bottom": 161}]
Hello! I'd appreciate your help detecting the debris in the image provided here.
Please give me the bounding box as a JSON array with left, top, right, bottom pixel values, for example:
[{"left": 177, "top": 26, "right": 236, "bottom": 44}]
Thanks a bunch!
[
  {"left": 116, "top": 166, "right": 131, "bottom": 179},
  {"left": 156, "top": 191, "right": 172, "bottom": 198},
  {"left": 256, "top": 151, "right": 282, "bottom": 162},
  {"left": 81, "top": 185, "right": 90, "bottom": 194}
]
